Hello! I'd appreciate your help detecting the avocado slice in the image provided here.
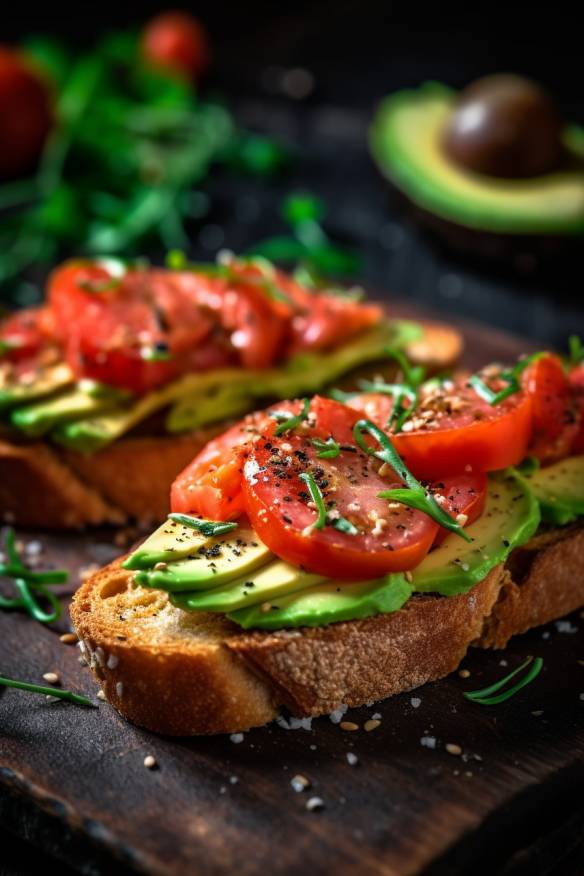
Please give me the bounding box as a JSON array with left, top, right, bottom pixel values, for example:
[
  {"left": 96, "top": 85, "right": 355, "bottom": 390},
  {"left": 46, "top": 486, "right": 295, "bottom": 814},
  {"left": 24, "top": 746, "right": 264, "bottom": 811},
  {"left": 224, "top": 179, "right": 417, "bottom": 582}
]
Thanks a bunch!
[
  {"left": 132, "top": 529, "right": 272, "bottom": 591},
  {"left": 170, "top": 559, "right": 325, "bottom": 612},
  {"left": 412, "top": 469, "right": 540, "bottom": 596},
  {"left": 371, "top": 82, "right": 584, "bottom": 235},
  {"left": 228, "top": 574, "right": 412, "bottom": 630},
  {"left": 0, "top": 363, "right": 73, "bottom": 412},
  {"left": 10, "top": 386, "right": 122, "bottom": 438},
  {"left": 51, "top": 320, "right": 421, "bottom": 452},
  {"left": 524, "top": 454, "right": 584, "bottom": 525}
]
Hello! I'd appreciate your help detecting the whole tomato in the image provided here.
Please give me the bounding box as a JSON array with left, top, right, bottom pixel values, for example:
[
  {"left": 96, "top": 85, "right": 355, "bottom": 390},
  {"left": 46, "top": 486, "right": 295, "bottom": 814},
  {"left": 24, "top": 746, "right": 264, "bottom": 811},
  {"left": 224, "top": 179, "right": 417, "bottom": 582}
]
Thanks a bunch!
[
  {"left": 141, "top": 11, "right": 209, "bottom": 80},
  {"left": 0, "top": 47, "right": 52, "bottom": 178}
]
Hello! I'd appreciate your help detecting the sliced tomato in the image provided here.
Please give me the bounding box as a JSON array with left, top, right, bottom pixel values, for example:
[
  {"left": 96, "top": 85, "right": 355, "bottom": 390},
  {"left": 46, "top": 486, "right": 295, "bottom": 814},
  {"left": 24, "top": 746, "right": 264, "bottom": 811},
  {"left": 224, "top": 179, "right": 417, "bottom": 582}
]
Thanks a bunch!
[
  {"left": 431, "top": 471, "right": 488, "bottom": 545},
  {"left": 288, "top": 294, "right": 382, "bottom": 354},
  {"left": 569, "top": 364, "right": 584, "bottom": 454},
  {"left": 523, "top": 353, "right": 579, "bottom": 464},
  {"left": 141, "top": 11, "right": 210, "bottom": 80},
  {"left": 170, "top": 402, "right": 304, "bottom": 520},
  {"left": 348, "top": 374, "right": 533, "bottom": 480},
  {"left": 48, "top": 261, "right": 220, "bottom": 394},
  {"left": 0, "top": 306, "right": 54, "bottom": 362},
  {"left": 217, "top": 276, "right": 290, "bottom": 370}
]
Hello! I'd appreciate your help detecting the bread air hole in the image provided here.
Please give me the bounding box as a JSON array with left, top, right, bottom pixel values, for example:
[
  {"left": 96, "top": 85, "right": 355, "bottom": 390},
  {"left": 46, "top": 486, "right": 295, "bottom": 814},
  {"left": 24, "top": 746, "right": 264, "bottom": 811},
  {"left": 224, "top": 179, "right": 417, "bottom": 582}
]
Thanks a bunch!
[{"left": 100, "top": 574, "right": 131, "bottom": 600}]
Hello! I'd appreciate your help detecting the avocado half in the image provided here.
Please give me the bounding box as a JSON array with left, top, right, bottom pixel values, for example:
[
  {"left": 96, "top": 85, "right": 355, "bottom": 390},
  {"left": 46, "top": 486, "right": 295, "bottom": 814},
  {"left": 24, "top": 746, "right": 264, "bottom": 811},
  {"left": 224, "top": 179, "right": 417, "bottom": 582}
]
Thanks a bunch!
[{"left": 370, "top": 82, "right": 584, "bottom": 260}]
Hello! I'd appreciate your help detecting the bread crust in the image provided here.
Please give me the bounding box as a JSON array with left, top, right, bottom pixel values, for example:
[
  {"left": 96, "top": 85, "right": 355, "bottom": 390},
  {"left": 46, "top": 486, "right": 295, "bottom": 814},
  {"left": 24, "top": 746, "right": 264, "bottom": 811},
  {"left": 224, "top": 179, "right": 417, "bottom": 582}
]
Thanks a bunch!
[{"left": 70, "top": 524, "right": 584, "bottom": 735}]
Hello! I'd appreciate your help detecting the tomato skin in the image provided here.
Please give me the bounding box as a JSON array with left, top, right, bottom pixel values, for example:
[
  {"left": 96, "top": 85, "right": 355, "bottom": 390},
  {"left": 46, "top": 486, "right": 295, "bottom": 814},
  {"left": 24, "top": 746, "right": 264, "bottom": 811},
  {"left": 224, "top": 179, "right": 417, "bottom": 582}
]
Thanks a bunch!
[
  {"left": 288, "top": 295, "right": 383, "bottom": 354},
  {"left": 218, "top": 278, "right": 290, "bottom": 370},
  {"left": 141, "top": 12, "right": 209, "bottom": 80},
  {"left": 523, "top": 353, "right": 579, "bottom": 464},
  {"left": 0, "top": 48, "right": 52, "bottom": 177},
  {"left": 348, "top": 379, "right": 533, "bottom": 480}
]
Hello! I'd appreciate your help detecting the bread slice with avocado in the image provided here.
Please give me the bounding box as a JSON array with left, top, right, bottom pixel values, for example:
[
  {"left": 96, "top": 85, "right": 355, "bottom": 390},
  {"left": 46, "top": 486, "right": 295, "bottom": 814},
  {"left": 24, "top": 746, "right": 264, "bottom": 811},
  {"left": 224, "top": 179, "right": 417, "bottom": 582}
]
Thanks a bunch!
[
  {"left": 71, "top": 460, "right": 584, "bottom": 735},
  {"left": 0, "top": 320, "right": 462, "bottom": 528}
]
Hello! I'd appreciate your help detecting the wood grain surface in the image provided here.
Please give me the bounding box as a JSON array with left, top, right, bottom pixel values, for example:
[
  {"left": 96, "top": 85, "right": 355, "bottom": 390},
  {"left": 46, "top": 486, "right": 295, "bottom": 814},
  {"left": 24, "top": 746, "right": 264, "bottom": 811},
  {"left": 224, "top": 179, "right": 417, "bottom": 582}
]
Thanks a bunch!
[{"left": 1, "top": 302, "right": 583, "bottom": 876}]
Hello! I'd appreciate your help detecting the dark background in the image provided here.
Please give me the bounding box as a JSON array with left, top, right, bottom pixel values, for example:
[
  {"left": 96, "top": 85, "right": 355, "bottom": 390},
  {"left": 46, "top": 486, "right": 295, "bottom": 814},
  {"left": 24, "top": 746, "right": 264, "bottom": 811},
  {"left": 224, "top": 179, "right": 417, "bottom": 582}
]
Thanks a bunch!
[
  {"left": 1, "top": 3, "right": 584, "bottom": 873},
  {"left": 3, "top": 0, "right": 584, "bottom": 349}
]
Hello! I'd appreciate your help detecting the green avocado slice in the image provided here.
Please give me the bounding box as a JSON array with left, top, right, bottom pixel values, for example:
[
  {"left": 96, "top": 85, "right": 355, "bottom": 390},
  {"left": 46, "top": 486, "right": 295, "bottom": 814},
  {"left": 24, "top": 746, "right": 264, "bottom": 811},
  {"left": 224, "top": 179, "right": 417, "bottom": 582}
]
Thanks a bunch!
[
  {"left": 370, "top": 82, "right": 584, "bottom": 235},
  {"left": 10, "top": 386, "right": 122, "bottom": 437},
  {"left": 524, "top": 454, "right": 584, "bottom": 525},
  {"left": 228, "top": 574, "right": 412, "bottom": 630},
  {"left": 50, "top": 320, "right": 421, "bottom": 453},
  {"left": 171, "top": 560, "right": 325, "bottom": 612},
  {"left": 411, "top": 469, "right": 540, "bottom": 596},
  {"left": 0, "top": 363, "right": 73, "bottom": 412},
  {"left": 132, "top": 529, "right": 272, "bottom": 591}
]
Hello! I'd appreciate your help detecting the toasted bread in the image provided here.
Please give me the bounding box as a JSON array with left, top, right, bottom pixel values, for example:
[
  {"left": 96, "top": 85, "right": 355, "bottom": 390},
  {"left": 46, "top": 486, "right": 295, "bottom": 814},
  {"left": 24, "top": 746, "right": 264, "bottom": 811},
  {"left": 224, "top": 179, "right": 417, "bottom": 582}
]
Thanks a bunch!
[
  {"left": 70, "top": 524, "right": 584, "bottom": 735},
  {"left": 0, "top": 320, "right": 462, "bottom": 529}
]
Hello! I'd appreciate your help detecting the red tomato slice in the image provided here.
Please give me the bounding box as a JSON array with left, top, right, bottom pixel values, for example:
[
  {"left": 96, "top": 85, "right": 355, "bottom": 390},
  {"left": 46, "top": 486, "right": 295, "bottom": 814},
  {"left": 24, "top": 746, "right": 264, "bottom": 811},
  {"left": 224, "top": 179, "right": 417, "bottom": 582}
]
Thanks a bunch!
[
  {"left": 49, "top": 262, "right": 219, "bottom": 394},
  {"left": 240, "top": 398, "right": 479, "bottom": 579},
  {"left": 288, "top": 294, "right": 383, "bottom": 354},
  {"left": 569, "top": 364, "right": 584, "bottom": 454},
  {"left": 431, "top": 472, "right": 488, "bottom": 545},
  {"left": 348, "top": 374, "right": 533, "bottom": 480},
  {"left": 141, "top": 11, "right": 210, "bottom": 80},
  {"left": 0, "top": 307, "right": 54, "bottom": 362},
  {"left": 523, "top": 353, "right": 579, "bottom": 464},
  {"left": 170, "top": 402, "right": 304, "bottom": 520},
  {"left": 0, "top": 48, "right": 53, "bottom": 177}
]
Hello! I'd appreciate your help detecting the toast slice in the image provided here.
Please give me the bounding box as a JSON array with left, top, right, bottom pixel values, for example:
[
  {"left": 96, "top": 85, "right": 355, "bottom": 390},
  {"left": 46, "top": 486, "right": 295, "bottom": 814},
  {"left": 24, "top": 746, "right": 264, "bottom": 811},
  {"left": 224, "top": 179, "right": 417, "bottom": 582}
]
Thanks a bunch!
[
  {"left": 70, "top": 524, "right": 584, "bottom": 736},
  {"left": 0, "top": 320, "right": 462, "bottom": 529}
]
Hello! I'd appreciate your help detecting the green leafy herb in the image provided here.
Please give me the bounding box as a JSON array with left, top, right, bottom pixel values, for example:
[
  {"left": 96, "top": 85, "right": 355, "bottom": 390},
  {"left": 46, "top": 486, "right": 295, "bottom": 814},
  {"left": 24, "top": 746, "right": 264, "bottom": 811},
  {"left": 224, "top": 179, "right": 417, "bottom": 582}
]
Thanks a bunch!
[
  {"left": 167, "top": 514, "right": 238, "bottom": 537},
  {"left": 469, "top": 354, "right": 543, "bottom": 406},
  {"left": 0, "top": 529, "right": 67, "bottom": 624},
  {"left": 352, "top": 419, "right": 471, "bottom": 542},
  {"left": 271, "top": 397, "right": 310, "bottom": 437},
  {"left": 0, "top": 339, "right": 18, "bottom": 358},
  {"left": 328, "top": 387, "right": 360, "bottom": 403},
  {"left": 311, "top": 436, "right": 341, "bottom": 459},
  {"left": 385, "top": 346, "right": 426, "bottom": 388},
  {"left": 298, "top": 472, "right": 327, "bottom": 530},
  {"left": 569, "top": 335, "right": 584, "bottom": 366},
  {"left": 357, "top": 379, "right": 419, "bottom": 433},
  {"left": 516, "top": 456, "right": 541, "bottom": 477},
  {"left": 463, "top": 656, "right": 543, "bottom": 705},
  {"left": 237, "top": 256, "right": 293, "bottom": 306},
  {"left": 0, "top": 675, "right": 95, "bottom": 707},
  {"left": 332, "top": 516, "right": 359, "bottom": 536},
  {"left": 140, "top": 345, "right": 172, "bottom": 362}
]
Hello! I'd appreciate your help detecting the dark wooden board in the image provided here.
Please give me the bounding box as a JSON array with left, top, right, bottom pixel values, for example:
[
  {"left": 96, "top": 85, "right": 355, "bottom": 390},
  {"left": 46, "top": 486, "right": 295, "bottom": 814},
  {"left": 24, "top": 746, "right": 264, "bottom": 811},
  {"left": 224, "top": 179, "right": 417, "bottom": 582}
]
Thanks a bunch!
[{"left": 1, "top": 303, "right": 583, "bottom": 876}]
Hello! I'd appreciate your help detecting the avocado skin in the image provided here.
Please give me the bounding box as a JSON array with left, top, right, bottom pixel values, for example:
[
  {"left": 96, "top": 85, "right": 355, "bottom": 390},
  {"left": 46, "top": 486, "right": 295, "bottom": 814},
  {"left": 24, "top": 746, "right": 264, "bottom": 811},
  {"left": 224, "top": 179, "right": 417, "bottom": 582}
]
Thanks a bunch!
[
  {"left": 370, "top": 82, "right": 584, "bottom": 239},
  {"left": 228, "top": 574, "right": 412, "bottom": 630},
  {"left": 525, "top": 455, "right": 584, "bottom": 525}
]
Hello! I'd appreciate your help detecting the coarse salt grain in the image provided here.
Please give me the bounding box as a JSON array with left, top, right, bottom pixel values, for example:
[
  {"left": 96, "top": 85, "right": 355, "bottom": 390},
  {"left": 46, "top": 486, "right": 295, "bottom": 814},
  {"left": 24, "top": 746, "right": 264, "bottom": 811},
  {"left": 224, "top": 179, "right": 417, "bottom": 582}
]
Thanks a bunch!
[
  {"left": 420, "top": 736, "right": 437, "bottom": 749},
  {"left": 230, "top": 733, "right": 244, "bottom": 744},
  {"left": 305, "top": 796, "right": 324, "bottom": 812},
  {"left": 410, "top": 697, "right": 421, "bottom": 709},
  {"left": 97, "top": 690, "right": 106, "bottom": 701},
  {"left": 346, "top": 752, "right": 359, "bottom": 766},
  {"left": 291, "top": 774, "right": 311, "bottom": 792},
  {"left": 329, "top": 704, "right": 348, "bottom": 724}
]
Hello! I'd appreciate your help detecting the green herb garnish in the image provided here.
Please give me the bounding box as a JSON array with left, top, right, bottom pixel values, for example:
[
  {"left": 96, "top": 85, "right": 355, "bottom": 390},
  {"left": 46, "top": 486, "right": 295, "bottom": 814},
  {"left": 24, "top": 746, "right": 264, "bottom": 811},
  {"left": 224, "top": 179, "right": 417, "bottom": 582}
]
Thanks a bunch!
[
  {"left": 352, "top": 419, "right": 471, "bottom": 541},
  {"left": 516, "top": 456, "right": 541, "bottom": 477},
  {"left": 569, "top": 335, "right": 584, "bottom": 366},
  {"left": 0, "top": 675, "right": 95, "bottom": 707},
  {"left": 0, "top": 339, "right": 19, "bottom": 358},
  {"left": 469, "top": 354, "right": 542, "bottom": 406},
  {"left": 167, "top": 514, "right": 238, "bottom": 537},
  {"left": 299, "top": 472, "right": 327, "bottom": 530},
  {"left": 332, "top": 516, "right": 359, "bottom": 536},
  {"left": 0, "top": 529, "right": 67, "bottom": 624},
  {"left": 463, "top": 656, "right": 543, "bottom": 705},
  {"left": 311, "top": 437, "right": 341, "bottom": 459},
  {"left": 140, "top": 345, "right": 173, "bottom": 362},
  {"left": 271, "top": 397, "right": 311, "bottom": 437}
]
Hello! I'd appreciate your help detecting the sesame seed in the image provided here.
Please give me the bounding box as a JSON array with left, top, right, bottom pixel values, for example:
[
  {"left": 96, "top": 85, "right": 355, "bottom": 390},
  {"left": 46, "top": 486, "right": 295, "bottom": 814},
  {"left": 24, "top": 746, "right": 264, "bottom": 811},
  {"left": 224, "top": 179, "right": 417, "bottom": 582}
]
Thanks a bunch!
[
  {"left": 446, "top": 743, "right": 462, "bottom": 756},
  {"left": 404, "top": 570, "right": 413, "bottom": 583},
  {"left": 305, "top": 796, "right": 324, "bottom": 812},
  {"left": 60, "top": 633, "right": 78, "bottom": 645},
  {"left": 42, "top": 672, "right": 60, "bottom": 685},
  {"left": 458, "top": 669, "right": 471, "bottom": 678},
  {"left": 260, "top": 602, "right": 272, "bottom": 613},
  {"left": 290, "top": 774, "right": 311, "bottom": 792},
  {"left": 97, "top": 690, "right": 106, "bottom": 701},
  {"left": 144, "top": 755, "right": 157, "bottom": 769},
  {"left": 154, "top": 562, "right": 168, "bottom": 571},
  {"left": 364, "top": 719, "right": 381, "bottom": 732},
  {"left": 340, "top": 721, "right": 359, "bottom": 731}
]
